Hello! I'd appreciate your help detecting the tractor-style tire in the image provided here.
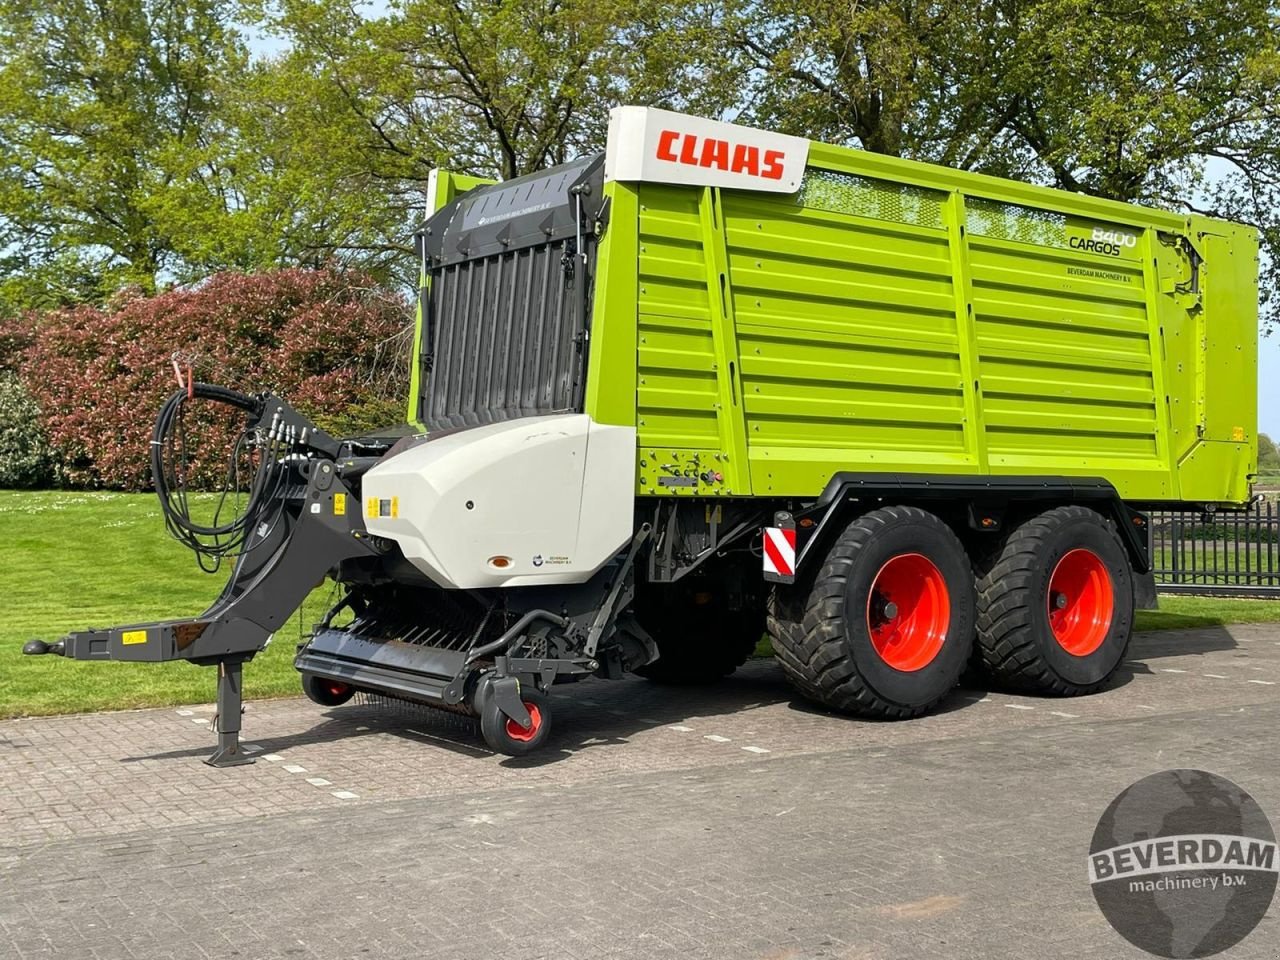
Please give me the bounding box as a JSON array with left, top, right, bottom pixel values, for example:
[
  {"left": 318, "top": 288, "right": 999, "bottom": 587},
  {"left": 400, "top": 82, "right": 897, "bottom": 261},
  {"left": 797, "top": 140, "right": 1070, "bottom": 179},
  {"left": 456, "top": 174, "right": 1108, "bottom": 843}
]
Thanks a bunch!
[
  {"left": 768, "top": 505, "right": 975, "bottom": 719},
  {"left": 301, "top": 673, "right": 356, "bottom": 707},
  {"left": 974, "top": 505, "right": 1134, "bottom": 696},
  {"left": 634, "top": 582, "right": 764, "bottom": 685}
]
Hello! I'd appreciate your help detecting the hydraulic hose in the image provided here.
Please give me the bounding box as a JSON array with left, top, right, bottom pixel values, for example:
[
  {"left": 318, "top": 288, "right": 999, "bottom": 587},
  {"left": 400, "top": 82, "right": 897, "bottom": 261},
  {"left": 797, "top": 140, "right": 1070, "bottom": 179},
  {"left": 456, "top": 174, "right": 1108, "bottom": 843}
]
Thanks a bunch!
[{"left": 151, "top": 383, "right": 278, "bottom": 572}]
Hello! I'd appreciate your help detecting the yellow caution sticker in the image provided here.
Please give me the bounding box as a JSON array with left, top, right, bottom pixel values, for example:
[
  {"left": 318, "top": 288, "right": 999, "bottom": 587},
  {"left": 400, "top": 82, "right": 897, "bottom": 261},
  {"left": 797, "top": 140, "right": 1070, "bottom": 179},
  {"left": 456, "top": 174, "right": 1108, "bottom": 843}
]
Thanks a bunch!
[
  {"left": 366, "top": 496, "right": 399, "bottom": 519},
  {"left": 1232, "top": 426, "right": 1246, "bottom": 441},
  {"left": 121, "top": 630, "right": 148, "bottom": 645},
  {"left": 333, "top": 492, "right": 346, "bottom": 516}
]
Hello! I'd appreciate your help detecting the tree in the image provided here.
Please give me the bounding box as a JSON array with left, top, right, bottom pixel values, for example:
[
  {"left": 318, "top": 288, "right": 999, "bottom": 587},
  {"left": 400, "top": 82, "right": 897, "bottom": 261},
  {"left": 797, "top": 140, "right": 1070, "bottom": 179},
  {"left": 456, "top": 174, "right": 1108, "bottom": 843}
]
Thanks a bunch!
[
  {"left": 5, "top": 0, "right": 1275, "bottom": 328},
  {"left": 1009, "top": 0, "right": 1280, "bottom": 331},
  {"left": 0, "top": 0, "right": 252, "bottom": 303},
  {"left": 718, "top": 0, "right": 1029, "bottom": 171},
  {"left": 238, "top": 0, "right": 731, "bottom": 284},
  {"left": 1259, "top": 433, "right": 1280, "bottom": 477}
]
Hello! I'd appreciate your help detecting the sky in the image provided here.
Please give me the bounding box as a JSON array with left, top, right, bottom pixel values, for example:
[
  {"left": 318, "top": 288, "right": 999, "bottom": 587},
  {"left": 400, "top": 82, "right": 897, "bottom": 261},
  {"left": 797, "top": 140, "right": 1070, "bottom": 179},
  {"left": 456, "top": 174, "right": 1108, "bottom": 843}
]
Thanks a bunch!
[
  {"left": 1258, "top": 335, "right": 1278, "bottom": 438},
  {"left": 241, "top": 14, "right": 1279, "bottom": 439}
]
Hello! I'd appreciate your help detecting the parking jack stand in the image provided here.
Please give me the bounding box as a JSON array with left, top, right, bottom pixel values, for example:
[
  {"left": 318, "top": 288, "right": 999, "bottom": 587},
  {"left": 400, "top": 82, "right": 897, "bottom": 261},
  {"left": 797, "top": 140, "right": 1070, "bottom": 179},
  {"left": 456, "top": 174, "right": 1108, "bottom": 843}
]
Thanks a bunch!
[{"left": 206, "top": 658, "right": 254, "bottom": 768}]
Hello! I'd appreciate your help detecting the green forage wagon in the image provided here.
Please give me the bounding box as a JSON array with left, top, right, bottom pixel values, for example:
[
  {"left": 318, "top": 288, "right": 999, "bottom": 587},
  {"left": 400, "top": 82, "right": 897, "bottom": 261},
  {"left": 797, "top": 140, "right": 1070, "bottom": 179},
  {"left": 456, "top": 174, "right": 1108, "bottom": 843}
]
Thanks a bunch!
[{"left": 27, "top": 107, "right": 1258, "bottom": 760}]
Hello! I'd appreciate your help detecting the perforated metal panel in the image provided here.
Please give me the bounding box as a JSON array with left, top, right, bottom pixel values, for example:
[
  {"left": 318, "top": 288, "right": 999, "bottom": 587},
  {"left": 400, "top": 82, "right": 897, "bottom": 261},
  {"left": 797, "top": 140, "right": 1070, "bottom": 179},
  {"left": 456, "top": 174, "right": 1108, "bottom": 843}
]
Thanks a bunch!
[
  {"left": 966, "top": 198, "right": 1067, "bottom": 246},
  {"left": 799, "top": 169, "right": 945, "bottom": 230}
]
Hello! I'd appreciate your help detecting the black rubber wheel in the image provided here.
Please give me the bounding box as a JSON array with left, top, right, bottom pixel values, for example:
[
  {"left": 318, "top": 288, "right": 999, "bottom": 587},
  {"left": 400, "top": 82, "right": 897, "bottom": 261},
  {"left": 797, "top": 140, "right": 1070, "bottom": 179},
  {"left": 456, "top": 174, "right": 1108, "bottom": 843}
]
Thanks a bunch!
[
  {"left": 633, "top": 580, "right": 764, "bottom": 685},
  {"left": 975, "top": 505, "right": 1134, "bottom": 695},
  {"left": 479, "top": 687, "right": 552, "bottom": 756},
  {"left": 301, "top": 673, "right": 356, "bottom": 707},
  {"left": 768, "top": 505, "right": 975, "bottom": 718}
]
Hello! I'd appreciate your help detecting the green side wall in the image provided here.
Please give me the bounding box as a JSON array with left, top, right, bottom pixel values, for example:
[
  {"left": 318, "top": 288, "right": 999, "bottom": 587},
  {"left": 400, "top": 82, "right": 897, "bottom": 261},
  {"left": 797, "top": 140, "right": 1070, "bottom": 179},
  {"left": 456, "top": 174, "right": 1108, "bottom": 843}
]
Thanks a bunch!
[{"left": 584, "top": 142, "right": 1258, "bottom": 506}]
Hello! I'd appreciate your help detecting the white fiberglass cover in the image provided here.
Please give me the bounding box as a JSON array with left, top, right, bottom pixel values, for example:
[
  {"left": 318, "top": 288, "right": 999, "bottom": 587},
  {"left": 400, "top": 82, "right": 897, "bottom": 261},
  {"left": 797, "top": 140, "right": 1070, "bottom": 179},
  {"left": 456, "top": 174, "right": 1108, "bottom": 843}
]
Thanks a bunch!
[
  {"left": 362, "top": 415, "right": 635, "bottom": 590},
  {"left": 605, "top": 106, "right": 809, "bottom": 194}
]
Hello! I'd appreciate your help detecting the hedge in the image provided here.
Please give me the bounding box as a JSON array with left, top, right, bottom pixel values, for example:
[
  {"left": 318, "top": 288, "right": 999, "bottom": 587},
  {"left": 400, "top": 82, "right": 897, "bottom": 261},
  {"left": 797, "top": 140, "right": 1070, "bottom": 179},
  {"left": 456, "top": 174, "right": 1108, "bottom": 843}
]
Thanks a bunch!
[{"left": 4, "top": 268, "right": 410, "bottom": 490}]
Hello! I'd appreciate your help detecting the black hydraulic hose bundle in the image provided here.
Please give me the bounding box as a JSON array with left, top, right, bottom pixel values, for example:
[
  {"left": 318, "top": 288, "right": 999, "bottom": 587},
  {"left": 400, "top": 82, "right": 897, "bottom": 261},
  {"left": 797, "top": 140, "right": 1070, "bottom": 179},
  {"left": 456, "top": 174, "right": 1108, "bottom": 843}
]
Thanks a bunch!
[{"left": 151, "top": 383, "right": 281, "bottom": 572}]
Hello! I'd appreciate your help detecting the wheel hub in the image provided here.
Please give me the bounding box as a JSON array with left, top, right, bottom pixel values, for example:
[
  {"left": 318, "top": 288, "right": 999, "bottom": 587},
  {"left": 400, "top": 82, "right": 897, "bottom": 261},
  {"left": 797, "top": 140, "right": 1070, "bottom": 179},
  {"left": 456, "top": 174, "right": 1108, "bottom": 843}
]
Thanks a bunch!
[
  {"left": 1046, "top": 548, "right": 1114, "bottom": 656},
  {"left": 866, "top": 553, "right": 950, "bottom": 672},
  {"left": 505, "top": 702, "right": 543, "bottom": 743}
]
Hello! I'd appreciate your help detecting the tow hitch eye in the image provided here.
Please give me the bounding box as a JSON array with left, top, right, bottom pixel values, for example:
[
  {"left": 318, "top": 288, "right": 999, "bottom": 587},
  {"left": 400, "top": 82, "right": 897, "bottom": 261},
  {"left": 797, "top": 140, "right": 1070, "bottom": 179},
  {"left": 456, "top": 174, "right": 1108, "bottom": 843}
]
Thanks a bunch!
[{"left": 22, "top": 639, "right": 64, "bottom": 656}]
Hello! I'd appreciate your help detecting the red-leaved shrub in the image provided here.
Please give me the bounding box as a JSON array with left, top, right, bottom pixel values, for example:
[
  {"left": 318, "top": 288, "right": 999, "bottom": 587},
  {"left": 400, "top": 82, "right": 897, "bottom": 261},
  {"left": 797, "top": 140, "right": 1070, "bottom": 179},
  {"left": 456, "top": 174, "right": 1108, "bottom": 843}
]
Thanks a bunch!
[{"left": 12, "top": 268, "right": 410, "bottom": 490}]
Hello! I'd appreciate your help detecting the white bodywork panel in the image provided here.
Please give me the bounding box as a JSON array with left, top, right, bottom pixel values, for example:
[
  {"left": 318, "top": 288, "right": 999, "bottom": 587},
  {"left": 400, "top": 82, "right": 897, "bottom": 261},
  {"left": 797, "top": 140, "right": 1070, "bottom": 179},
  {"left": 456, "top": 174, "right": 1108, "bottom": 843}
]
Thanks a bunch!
[
  {"left": 605, "top": 106, "right": 809, "bottom": 194},
  {"left": 362, "top": 415, "right": 636, "bottom": 589}
]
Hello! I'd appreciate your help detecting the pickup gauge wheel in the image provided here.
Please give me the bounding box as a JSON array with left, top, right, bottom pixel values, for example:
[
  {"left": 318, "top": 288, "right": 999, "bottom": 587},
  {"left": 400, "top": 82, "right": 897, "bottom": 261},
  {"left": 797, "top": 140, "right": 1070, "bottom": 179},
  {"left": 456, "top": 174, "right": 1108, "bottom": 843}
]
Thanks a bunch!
[
  {"left": 301, "top": 674, "right": 356, "bottom": 707},
  {"left": 480, "top": 687, "right": 552, "bottom": 756},
  {"left": 768, "top": 505, "right": 975, "bottom": 718}
]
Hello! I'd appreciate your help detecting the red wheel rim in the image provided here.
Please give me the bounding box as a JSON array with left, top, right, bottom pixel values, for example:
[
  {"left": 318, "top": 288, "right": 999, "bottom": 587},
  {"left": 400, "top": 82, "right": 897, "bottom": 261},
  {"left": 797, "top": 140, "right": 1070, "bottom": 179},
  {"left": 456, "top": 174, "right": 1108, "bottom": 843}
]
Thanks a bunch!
[
  {"left": 866, "top": 553, "right": 950, "bottom": 671},
  {"left": 505, "top": 703, "right": 542, "bottom": 743},
  {"left": 1047, "top": 548, "right": 1114, "bottom": 656}
]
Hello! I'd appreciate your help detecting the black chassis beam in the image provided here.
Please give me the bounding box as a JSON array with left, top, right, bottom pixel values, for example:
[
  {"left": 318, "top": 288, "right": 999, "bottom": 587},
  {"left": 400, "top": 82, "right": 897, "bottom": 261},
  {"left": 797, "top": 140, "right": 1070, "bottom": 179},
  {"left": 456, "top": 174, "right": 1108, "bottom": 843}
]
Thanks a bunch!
[
  {"left": 792, "top": 472, "right": 1152, "bottom": 577},
  {"left": 24, "top": 400, "right": 380, "bottom": 766}
]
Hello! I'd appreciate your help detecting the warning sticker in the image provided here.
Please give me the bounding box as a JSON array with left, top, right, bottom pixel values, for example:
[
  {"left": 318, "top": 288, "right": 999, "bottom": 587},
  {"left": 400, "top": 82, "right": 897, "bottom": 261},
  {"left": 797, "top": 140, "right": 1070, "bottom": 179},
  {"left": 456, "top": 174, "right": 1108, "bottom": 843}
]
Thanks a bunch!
[
  {"left": 366, "top": 496, "right": 398, "bottom": 519},
  {"left": 121, "top": 630, "right": 148, "bottom": 645},
  {"left": 333, "top": 493, "right": 346, "bottom": 516}
]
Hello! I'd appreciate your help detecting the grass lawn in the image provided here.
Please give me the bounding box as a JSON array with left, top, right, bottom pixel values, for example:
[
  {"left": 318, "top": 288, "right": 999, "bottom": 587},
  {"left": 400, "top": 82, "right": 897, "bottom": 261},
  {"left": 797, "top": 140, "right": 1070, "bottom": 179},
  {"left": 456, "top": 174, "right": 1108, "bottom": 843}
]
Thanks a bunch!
[
  {"left": 0, "top": 490, "right": 331, "bottom": 719},
  {"left": 4, "top": 490, "right": 1280, "bottom": 719},
  {"left": 1134, "top": 594, "right": 1280, "bottom": 629}
]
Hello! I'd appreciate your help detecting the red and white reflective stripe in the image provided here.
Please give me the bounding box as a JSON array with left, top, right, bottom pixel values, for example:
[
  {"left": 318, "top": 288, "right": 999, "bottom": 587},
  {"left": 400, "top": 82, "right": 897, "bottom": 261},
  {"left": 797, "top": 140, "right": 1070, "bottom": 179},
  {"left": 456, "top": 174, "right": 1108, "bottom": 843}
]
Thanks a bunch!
[{"left": 762, "top": 526, "right": 797, "bottom": 577}]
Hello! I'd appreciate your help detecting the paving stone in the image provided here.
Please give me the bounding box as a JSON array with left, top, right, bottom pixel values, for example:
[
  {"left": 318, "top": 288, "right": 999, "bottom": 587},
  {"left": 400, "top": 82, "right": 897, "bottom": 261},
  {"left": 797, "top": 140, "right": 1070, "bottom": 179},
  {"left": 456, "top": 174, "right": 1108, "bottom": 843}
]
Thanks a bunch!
[{"left": 1, "top": 625, "right": 1278, "bottom": 959}]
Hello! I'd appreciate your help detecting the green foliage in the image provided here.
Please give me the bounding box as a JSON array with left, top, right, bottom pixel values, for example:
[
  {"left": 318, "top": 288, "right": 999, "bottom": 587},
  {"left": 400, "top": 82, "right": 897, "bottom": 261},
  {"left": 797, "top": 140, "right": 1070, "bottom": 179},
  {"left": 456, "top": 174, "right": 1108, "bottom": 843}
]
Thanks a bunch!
[
  {"left": 0, "top": 0, "right": 251, "bottom": 302},
  {"left": 233, "top": 0, "right": 718, "bottom": 288},
  {"left": 14, "top": 267, "right": 409, "bottom": 490},
  {"left": 1176, "top": 523, "right": 1279, "bottom": 543},
  {"left": 1009, "top": 0, "right": 1280, "bottom": 330},
  {"left": 713, "top": 0, "right": 1026, "bottom": 167},
  {"left": 1259, "top": 433, "right": 1280, "bottom": 476},
  {"left": 0, "top": 372, "right": 56, "bottom": 488},
  {"left": 266, "top": 0, "right": 702, "bottom": 180},
  {"left": 319, "top": 394, "right": 410, "bottom": 439}
]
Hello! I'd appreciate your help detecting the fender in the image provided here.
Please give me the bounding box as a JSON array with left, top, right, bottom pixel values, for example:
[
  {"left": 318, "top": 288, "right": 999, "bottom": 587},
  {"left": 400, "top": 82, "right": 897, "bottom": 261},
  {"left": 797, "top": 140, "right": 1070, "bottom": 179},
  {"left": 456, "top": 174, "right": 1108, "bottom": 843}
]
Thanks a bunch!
[{"left": 793, "top": 473, "right": 1152, "bottom": 578}]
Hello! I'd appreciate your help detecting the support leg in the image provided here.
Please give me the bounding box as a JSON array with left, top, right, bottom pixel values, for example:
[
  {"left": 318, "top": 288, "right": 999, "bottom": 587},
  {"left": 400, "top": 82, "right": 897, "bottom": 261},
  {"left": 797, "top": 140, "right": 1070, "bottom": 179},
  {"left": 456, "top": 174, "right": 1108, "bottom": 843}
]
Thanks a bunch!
[{"left": 205, "top": 659, "right": 254, "bottom": 767}]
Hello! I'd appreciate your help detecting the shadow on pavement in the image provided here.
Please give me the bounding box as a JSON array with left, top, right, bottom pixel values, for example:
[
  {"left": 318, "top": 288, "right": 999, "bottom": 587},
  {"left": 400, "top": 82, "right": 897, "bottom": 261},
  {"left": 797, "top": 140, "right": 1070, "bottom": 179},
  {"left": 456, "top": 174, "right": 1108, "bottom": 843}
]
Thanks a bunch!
[
  {"left": 1131, "top": 624, "right": 1240, "bottom": 659},
  {"left": 119, "top": 622, "right": 1256, "bottom": 766},
  {"left": 119, "top": 661, "right": 810, "bottom": 765}
]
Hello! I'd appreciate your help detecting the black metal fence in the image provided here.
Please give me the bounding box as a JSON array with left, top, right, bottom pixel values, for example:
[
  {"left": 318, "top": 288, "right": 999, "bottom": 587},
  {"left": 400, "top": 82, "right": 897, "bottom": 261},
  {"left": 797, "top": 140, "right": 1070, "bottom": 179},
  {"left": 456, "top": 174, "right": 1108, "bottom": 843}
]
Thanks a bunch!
[{"left": 1148, "top": 498, "right": 1280, "bottom": 597}]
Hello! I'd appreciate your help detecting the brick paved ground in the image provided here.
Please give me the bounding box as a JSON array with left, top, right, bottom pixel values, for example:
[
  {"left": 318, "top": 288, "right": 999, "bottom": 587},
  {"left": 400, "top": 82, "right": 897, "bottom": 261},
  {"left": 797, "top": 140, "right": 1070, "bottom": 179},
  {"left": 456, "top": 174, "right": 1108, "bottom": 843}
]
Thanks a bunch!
[{"left": 2, "top": 624, "right": 1278, "bottom": 959}]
